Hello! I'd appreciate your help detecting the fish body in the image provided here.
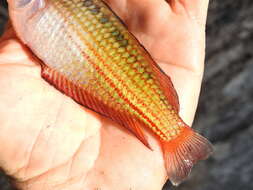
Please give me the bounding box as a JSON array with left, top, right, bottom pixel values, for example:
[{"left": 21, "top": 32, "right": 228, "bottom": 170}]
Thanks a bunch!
[{"left": 8, "top": 0, "right": 213, "bottom": 185}]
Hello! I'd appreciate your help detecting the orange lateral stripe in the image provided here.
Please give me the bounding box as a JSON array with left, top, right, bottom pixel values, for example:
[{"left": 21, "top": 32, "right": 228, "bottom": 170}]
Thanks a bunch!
[{"left": 52, "top": 2, "right": 168, "bottom": 139}]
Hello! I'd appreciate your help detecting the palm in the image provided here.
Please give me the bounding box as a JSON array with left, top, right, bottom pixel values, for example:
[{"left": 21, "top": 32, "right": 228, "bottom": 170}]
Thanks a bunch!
[{"left": 0, "top": 0, "right": 209, "bottom": 189}]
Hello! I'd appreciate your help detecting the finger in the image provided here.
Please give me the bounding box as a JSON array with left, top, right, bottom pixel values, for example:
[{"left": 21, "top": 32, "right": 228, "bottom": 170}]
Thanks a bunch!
[
  {"left": 167, "top": 0, "right": 210, "bottom": 26},
  {"left": 180, "top": 0, "right": 210, "bottom": 26},
  {"left": 103, "top": 0, "right": 171, "bottom": 28}
]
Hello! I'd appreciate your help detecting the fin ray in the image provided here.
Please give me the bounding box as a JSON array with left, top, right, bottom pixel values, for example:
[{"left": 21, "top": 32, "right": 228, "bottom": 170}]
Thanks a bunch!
[
  {"left": 140, "top": 51, "right": 180, "bottom": 112},
  {"left": 161, "top": 127, "right": 213, "bottom": 186},
  {"left": 41, "top": 65, "right": 151, "bottom": 148},
  {"left": 151, "top": 62, "right": 180, "bottom": 113}
]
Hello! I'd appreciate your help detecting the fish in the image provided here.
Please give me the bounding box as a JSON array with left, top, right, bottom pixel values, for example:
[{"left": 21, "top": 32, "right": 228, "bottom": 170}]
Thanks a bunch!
[{"left": 8, "top": 0, "right": 213, "bottom": 185}]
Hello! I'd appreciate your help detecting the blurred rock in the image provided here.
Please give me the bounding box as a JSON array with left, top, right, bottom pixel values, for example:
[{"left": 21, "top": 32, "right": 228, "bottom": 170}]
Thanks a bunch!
[
  {"left": 170, "top": 125, "right": 253, "bottom": 190},
  {"left": 164, "top": 0, "right": 253, "bottom": 189},
  {"left": 195, "top": 0, "right": 253, "bottom": 142},
  {"left": 0, "top": 1, "right": 8, "bottom": 35},
  {"left": 0, "top": 168, "right": 19, "bottom": 190}
]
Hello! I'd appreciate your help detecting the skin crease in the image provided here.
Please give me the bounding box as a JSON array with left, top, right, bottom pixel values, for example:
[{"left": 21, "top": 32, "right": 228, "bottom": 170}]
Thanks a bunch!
[{"left": 0, "top": 0, "right": 209, "bottom": 189}]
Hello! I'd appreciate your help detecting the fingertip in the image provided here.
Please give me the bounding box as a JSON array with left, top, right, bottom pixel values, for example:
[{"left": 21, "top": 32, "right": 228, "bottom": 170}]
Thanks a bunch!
[{"left": 166, "top": 0, "right": 210, "bottom": 27}]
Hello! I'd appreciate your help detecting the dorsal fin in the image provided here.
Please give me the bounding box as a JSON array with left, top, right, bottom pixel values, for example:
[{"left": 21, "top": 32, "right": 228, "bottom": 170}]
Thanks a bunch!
[
  {"left": 142, "top": 52, "right": 180, "bottom": 113},
  {"left": 152, "top": 63, "right": 180, "bottom": 113}
]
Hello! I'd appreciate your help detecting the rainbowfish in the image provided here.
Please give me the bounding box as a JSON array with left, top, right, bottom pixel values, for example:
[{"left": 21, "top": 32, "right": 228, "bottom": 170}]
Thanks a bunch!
[{"left": 8, "top": 0, "right": 213, "bottom": 185}]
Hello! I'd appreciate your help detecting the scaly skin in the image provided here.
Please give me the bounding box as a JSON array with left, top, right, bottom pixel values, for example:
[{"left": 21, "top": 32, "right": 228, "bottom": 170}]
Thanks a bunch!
[{"left": 25, "top": 0, "right": 183, "bottom": 142}]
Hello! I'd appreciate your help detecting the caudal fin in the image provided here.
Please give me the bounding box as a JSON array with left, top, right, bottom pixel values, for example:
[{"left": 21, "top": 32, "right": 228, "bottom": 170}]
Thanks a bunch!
[{"left": 161, "top": 127, "right": 213, "bottom": 186}]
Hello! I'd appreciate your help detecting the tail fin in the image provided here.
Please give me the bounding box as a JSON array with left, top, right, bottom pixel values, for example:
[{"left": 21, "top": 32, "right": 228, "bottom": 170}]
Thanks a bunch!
[{"left": 161, "top": 127, "right": 213, "bottom": 186}]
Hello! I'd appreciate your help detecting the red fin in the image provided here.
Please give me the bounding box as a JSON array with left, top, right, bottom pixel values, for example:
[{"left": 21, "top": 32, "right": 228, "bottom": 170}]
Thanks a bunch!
[
  {"left": 151, "top": 62, "right": 179, "bottom": 113},
  {"left": 130, "top": 33, "right": 179, "bottom": 112},
  {"left": 116, "top": 114, "right": 152, "bottom": 149},
  {"left": 140, "top": 51, "right": 180, "bottom": 112},
  {"left": 161, "top": 127, "right": 213, "bottom": 186},
  {"left": 41, "top": 65, "right": 151, "bottom": 149}
]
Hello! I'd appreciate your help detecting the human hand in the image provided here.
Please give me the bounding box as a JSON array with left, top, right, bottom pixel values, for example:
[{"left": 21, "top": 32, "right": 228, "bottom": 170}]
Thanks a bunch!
[{"left": 0, "top": 0, "right": 209, "bottom": 189}]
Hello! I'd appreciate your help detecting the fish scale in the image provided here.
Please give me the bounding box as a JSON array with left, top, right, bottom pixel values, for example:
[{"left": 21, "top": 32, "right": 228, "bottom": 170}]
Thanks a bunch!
[
  {"left": 8, "top": 0, "right": 213, "bottom": 185},
  {"left": 50, "top": 0, "right": 178, "bottom": 138},
  {"left": 33, "top": 0, "right": 175, "bottom": 143}
]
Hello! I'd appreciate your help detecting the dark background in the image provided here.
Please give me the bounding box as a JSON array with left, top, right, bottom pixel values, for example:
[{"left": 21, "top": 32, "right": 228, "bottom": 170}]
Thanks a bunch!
[{"left": 0, "top": 0, "right": 253, "bottom": 190}]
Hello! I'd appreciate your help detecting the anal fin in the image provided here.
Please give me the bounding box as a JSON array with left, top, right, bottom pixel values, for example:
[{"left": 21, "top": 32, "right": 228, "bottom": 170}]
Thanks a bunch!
[
  {"left": 41, "top": 65, "right": 151, "bottom": 149},
  {"left": 116, "top": 113, "right": 152, "bottom": 149}
]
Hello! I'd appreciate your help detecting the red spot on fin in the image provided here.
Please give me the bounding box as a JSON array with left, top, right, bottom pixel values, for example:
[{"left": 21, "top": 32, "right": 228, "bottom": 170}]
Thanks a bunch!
[
  {"left": 161, "top": 126, "right": 213, "bottom": 186},
  {"left": 41, "top": 65, "right": 151, "bottom": 149}
]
